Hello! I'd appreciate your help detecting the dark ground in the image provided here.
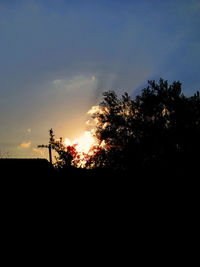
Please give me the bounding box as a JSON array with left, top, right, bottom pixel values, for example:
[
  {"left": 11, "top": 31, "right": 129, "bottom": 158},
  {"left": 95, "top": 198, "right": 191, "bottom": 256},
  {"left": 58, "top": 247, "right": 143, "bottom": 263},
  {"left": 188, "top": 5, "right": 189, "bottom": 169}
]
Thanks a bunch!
[
  {"left": 0, "top": 158, "right": 198, "bottom": 196},
  {"left": 1, "top": 158, "right": 198, "bottom": 243},
  {"left": 0, "top": 157, "right": 198, "bottom": 178}
]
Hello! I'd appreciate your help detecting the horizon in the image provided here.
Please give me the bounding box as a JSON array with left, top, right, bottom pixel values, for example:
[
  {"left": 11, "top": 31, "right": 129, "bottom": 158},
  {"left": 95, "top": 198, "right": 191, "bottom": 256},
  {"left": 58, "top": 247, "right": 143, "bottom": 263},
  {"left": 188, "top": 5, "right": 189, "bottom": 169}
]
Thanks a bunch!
[{"left": 0, "top": 0, "right": 200, "bottom": 159}]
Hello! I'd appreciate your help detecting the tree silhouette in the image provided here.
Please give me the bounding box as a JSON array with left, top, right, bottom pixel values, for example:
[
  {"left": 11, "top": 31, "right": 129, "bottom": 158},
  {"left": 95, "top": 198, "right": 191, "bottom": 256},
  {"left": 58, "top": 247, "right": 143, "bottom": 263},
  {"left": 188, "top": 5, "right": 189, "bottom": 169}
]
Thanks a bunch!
[
  {"left": 46, "top": 79, "right": 200, "bottom": 176},
  {"left": 87, "top": 79, "right": 200, "bottom": 174},
  {"left": 47, "top": 129, "right": 77, "bottom": 170}
]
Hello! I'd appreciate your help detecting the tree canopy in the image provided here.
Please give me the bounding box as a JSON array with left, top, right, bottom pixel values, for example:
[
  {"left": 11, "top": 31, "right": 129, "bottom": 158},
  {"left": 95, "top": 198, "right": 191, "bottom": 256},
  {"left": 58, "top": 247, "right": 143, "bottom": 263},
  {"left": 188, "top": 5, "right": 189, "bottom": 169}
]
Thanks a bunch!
[{"left": 50, "top": 79, "right": 200, "bottom": 176}]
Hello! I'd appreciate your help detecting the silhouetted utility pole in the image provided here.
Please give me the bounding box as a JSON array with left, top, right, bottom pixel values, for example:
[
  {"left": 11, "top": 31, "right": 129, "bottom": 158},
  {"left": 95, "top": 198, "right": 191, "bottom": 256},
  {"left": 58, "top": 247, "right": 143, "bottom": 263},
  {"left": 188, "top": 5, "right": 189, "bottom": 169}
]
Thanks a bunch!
[{"left": 38, "top": 129, "right": 53, "bottom": 164}]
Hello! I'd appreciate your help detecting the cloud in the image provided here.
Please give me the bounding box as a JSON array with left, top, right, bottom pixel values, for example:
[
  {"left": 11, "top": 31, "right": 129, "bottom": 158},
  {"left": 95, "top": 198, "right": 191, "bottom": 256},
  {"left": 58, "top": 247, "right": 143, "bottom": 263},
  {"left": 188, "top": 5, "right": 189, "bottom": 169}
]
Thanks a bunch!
[
  {"left": 49, "top": 74, "right": 98, "bottom": 106},
  {"left": 18, "top": 141, "right": 31, "bottom": 149},
  {"left": 52, "top": 74, "right": 97, "bottom": 92},
  {"left": 52, "top": 79, "right": 62, "bottom": 85},
  {"left": 27, "top": 128, "right": 31, "bottom": 133}
]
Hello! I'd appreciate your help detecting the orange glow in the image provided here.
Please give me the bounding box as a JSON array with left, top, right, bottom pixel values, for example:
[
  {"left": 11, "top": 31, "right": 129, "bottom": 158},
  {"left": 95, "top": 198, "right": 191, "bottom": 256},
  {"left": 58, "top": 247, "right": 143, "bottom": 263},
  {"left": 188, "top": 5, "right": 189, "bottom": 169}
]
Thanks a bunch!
[
  {"left": 64, "top": 131, "right": 97, "bottom": 154},
  {"left": 63, "top": 105, "right": 108, "bottom": 167},
  {"left": 87, "top": 105, "right": 108, "bottom": 115},
  {"left": 87, "top": 105, "right": 101, "bottom": 115}
]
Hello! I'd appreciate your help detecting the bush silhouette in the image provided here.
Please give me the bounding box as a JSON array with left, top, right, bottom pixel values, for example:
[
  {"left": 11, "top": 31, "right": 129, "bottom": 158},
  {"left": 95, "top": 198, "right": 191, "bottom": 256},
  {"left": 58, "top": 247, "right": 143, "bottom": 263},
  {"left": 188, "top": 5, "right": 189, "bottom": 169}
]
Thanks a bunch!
[
  {"left": 49, "top": 79, "right": 200, "bottom": 177},
  {"left": 86, "top": 79, "right": 200, "bottom": 175}
]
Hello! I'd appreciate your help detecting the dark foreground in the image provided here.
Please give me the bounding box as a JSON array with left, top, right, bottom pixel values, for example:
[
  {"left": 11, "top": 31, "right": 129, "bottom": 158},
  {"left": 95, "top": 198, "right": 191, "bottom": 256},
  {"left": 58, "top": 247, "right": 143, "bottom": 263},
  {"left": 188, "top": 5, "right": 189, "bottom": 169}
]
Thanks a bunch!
[
  {"left": 1, "top": 158, "right": 198, "bottom": 234},
  {"left": 1, "top": 158, "right": 198, "bottom": 264},
  {"left": 0, "top": 157, "right": 197, "bottom": 178},
  {"left": 0, "top": 157, "right": 198, "bottom": 178}
]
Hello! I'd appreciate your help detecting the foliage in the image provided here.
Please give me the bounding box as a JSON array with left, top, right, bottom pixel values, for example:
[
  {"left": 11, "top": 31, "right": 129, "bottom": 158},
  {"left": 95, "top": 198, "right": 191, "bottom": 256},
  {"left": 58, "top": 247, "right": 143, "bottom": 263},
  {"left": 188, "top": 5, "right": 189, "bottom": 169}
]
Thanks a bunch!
[
  {"left": 47, "top": 78, "right": 200, "bottom": 175},
  {"left": 48, "top": 129, "right": 77, "bottom": 169},
  {"left": 86, "top": 79, "right": 200, "bottom": 173}
]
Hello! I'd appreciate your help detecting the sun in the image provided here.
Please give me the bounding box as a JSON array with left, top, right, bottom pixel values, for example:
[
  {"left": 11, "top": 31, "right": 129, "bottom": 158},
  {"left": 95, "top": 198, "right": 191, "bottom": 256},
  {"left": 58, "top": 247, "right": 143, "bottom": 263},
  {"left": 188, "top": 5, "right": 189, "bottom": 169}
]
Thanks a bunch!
[
  {"left": 63, "top": 105, "right": 104, "bottom": 167},
  {"left": 64, "top": 131, "right": 97, "bottom": 154}
]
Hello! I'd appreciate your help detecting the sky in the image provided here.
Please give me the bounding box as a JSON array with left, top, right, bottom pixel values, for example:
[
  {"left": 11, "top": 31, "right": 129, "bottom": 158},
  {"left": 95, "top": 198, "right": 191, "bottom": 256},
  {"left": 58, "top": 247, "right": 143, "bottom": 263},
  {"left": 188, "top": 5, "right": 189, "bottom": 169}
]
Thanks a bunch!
[{"left": 0, "top": 0, "right": 200, "bottom": 158}]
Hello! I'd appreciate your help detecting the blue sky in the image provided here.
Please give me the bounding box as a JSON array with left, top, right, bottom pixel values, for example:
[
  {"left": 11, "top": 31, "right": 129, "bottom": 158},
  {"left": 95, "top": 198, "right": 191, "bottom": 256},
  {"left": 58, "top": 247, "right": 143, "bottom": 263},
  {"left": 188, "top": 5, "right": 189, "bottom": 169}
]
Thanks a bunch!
[{"left": 0, "top": 0, "right": 200, "bottom": 157}]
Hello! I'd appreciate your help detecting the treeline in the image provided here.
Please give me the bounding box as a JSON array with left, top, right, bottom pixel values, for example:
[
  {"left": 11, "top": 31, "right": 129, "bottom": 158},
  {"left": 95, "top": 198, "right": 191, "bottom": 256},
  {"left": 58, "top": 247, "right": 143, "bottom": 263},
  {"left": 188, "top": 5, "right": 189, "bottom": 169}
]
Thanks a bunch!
[{"left": 50, "top": 79, "right": 200, "bottom": 177}]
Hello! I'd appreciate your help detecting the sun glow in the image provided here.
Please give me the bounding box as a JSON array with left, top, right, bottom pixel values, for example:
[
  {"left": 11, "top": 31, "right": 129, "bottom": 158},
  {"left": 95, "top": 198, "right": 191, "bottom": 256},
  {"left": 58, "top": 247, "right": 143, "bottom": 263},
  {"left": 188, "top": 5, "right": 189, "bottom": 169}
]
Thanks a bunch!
[
  {"left": 64, "top": 131, "right": 97, "bottom": 154},
  {"left": 63, "top": 105, "right": 107, "bottom": 167}
]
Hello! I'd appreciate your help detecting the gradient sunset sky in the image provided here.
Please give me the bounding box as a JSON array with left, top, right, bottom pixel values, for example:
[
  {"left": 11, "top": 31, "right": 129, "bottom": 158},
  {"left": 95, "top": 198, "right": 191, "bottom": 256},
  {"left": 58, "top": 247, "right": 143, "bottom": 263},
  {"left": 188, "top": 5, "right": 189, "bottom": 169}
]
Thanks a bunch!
[{"left": 0, "top": 0, "right": 200, "bottom": 158}]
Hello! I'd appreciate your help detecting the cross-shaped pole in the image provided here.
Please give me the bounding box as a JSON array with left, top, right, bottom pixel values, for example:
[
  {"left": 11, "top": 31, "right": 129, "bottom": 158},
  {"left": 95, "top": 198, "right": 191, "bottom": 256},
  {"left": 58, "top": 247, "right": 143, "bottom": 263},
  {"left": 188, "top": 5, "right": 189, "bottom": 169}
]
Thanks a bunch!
[{"left": 38, "top": 129, "right": 53, "bottom": 164}]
